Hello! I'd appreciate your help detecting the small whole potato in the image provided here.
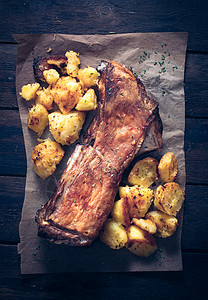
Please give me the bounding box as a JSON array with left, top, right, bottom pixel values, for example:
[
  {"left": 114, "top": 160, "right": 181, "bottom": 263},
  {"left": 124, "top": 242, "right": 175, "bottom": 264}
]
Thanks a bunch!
[
  {"left": 28, "top": 103, "right": 49, "bottom": 136},
  {"left": 128, "top": 157, "right": 158, "bottom": 187},
  {"left": 100, "top": 219, "right": 128, "bottom": 250},
  {"left": 32, "top": 139, "right": 64, "bottom": 179},
  {"left": 158, "top": 152, "right": 178, "bottom": 182},
  {"left": 146, "top": 210, "right": 178, "bottom": 238},
  {"left": 154, "top": 182, "right": 185, "bottom": 216}
]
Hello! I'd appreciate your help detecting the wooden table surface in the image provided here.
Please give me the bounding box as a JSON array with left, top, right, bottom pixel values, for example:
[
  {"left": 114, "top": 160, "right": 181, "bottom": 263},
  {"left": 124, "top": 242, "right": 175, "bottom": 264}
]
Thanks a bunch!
[{"left": 0, "top": 1, "right": 208, "bottom": 299}]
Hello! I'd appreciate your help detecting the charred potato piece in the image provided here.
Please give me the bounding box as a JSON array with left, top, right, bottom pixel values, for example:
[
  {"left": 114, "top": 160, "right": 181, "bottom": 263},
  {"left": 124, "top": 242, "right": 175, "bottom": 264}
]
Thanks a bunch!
[
  {"left": 77, "top": 67, "right": 99, "bottom": 89},
  {"left": 158, "top": 152, "right": 178, "bottom": 182},
  {"left": 126, "top": 225, "right": 157, "bottom": 257},
  {"left": 154, "top": 182, "right": 185, "bottom": 216},
  {"left": 43, "top": 69, "right": 60, "bottom": 84},
  {"left": 132, "top": 218, "right": 157, "bottom": 235},
  {"left": 75, "top": 88, "right": 98, "bottom": 111},
  {"left": 111, "top": 198, "right": 131, "bottom": 227},
  {"left": 51, "top": 76, "right": 82, "bottom": 114},
  {"left": 100, "top": 219, "right": 128, "bottom": 249},
  {"left": 146, "top": 210, "right": 178, "bottom": 238},
  {"left": 32, "top": 139, "right": 64, "bottom": 179},
  {"left": 119, "top": 185, "right": 154, "bottom": 218},
  {"left": 128, "top": 157, "right": 158, "bottom": 187},
  {"left": 65, "top": 51, "right": 80, "bottom": 77},
  {"left": 33, "top": 56, "right": 67, "bottom": 82},
  {"left": 35, "top": 86, "right": 54, "bottom": 111},
  {"left": 20, "top": 83, "right": 40, "bottom": 101},
  {"left": 48, "top": 110, "right": 86, "bottom": 145},
  {"left": 28, "top": 104, "right": 49, "bottom": 136}
]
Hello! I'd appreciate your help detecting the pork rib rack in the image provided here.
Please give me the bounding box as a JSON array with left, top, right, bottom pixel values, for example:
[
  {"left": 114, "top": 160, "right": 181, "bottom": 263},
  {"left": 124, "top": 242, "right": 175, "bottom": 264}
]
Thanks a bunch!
[{"left": 36, "top": 61, "right": 162, "bottom": 246}]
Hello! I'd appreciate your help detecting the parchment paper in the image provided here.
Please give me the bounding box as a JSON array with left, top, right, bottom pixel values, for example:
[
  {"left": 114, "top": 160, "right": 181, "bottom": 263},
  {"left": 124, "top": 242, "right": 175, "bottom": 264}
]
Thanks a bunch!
[{"left": 14, "top": 33, "right": 188, "bottom": 274}]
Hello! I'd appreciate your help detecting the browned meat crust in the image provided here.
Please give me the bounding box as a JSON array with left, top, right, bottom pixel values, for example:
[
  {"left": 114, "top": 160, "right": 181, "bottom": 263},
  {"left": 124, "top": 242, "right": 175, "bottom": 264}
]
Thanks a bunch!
[{"left": 36, "top": 61, "right": 163, "bottom": 246}]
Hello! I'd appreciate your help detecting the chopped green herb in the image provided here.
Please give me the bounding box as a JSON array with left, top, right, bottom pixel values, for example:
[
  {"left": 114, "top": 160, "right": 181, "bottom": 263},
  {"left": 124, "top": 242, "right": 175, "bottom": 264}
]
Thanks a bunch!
[
  {"left": 154, "top": 62, "right": 157, "bottom": 65},
  {"left": 109, "top": 88, "right": 112, "bottom": 91},
  {"left": 109, "top": 31, "right": 115, "bottom": 34},
  {"left": 161, "top": 43, "right": 164, "bottom": 47},
  {"left": 32, "top": 252, "right": 37, "bottom": 256},
  {"left": 148, "top": 53, "right": 150, "bottom": 58},
  {"left": 118, "top": 157, "right": 121, "bottom": 160},
  {"left": 36, "top": 244, "right": 40, "bottom": 250},
  {"left": 162, "top": 54, "right": 165, "bottom": 60},
  {"left": 154, "top": 51, "right": 158, "bottom": 54},
  {"left": 162, "top": 91, "right": 166, "bottom": 96},
  {"left": 121, "top": 93, "right": 124, "bottom": 96},
  {"left": 144, "top": 51, "right": 147, "bottom": 56}
]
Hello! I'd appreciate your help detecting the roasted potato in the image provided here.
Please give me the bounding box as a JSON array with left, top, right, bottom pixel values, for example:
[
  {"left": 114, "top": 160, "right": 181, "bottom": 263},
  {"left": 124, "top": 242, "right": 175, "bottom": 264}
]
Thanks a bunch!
[
  {"left": 146, "top": 210, "right": 178, "bottom": 238},
  {"left": 65, "top": 51, "right": 80, "bottom": 77},
  {"left": 128, "top": 157, "right": 158, "bottom": 187},
  {"left": 132, "top": 218, "right": 157, "bottom": 235},
  {"left": 51, "top": 76, "right": 82, "bottom": 114},
  {"left": 111, "top": 198, "right": 131, "bottom": 227},
  {"left": 28, "top": 104, "right": 49, "bottom": 136},
  {"left": 75, "top": 88, "right": 98, "bottom": 111},
  {"left": 32, "top": 139, "right": 64, "bottom": 179},
  {"left": 35, "top": 86, "right": 54, "bottom": 110},
  {"left": 154, "top": 182, "right": 185, "bottom": 216},
  {"left": 48, "top": 110, "right": 86, "bottom": 145},
  {"left": 126, "top": 225, "right": 157, "bottom": 257},
  {"left": 100, "top": 219, "right": 128, "bottom": 249},
  {"left": 43, "top": 69, "right": 60, "bottom": 84},
  {"left": 119, "top": 185, "right": 154, "bottom": 218},
  {"left": 77, "top": 67, "right": 99, "bottom": 89},
  {"left": 158, "top": 152, "right": 178, "bottom": 182},
  {"left": 20, "top": 83, "right": 40, "bottom": 101}
]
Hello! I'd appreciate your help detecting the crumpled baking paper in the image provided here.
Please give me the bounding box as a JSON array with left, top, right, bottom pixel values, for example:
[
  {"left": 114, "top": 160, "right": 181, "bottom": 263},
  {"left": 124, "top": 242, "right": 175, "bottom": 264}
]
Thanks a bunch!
[{"left": 14, "top": 32, "right": 188, "bottom": 274}]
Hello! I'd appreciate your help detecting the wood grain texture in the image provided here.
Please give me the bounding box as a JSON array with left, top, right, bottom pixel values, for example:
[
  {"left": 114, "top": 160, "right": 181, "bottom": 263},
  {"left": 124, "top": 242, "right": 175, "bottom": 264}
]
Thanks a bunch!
[
  {"left": 1, "top": 0, "right": 208, "bottom": 51},
  {"left": 0, "top": 245, "right": 207, "bottom": 299}
]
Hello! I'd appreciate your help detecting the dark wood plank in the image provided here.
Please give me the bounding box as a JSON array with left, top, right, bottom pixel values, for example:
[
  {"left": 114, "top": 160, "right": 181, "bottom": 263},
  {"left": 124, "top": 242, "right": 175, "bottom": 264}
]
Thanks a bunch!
[
  {"left": 0, "top": 245, "right": 207, "bottom": 299},
  {"left": 1, "top": 0, "right": 208, "bottom": 51},
  {"left": 0, "top": 111, "right": 26, "bottom": 176},
  {"left": 1, "top": 44, "right": 208, "bottom": 117},
  {"left": 1, "top": 176, "right": 208, "bottom": 251}
]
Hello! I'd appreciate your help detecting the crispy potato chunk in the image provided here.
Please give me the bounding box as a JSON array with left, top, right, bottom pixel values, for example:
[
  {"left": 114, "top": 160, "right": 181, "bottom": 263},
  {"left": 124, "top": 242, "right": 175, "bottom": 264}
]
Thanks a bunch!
[
  {"left": 128, "top": 157, "right": 158, "bottom": 187},
  {"left": 35, "top": 86, "right": 54, "bottom": 110},
  {"left": 100, "top": 219, "right": 128, "bottom": 249},
  {"left": 126, "top": 225, "right": 157, "bottom": 257},
  {"left": 65, "top": 51, "right": 80, "bottom": 77},
  {"left": 43, "top": 69, "right": 60, "bottom": 84},
  {"left": 75, "top": 88, "right": 98, "bottom": 111},
  {"left": 32, "top": 139, "right": 64, "bottom": 179},
  {"left": 20, "top": 83, "right": 40, "bottom": 101},
  {"left": 119, "top": 185, "right": 154, "bottom": 218},
  {"left": 154, "top": 182, "right": 185, "bottom": 216},
  {"left": 48, "top": 110, "right": 86, "bottom": 145},
  {"left": 111, "top": 198, "right": 131, "bottom": 227},
  {"left": 28, "top": 104, "right": 49, "bottom": 136},
  {"left": 51, "top": 76, "right": 82, "bottom": 114},
  {"left": 158, "top": 152, "right": 178, "bottom": 182},
  {"left": 77, "top": 67, "right": 99, "bottom": 89},
  {"left": 146, "top": 210, "right": 178, "bottom": 238},
  {"left": 132, "top": 218, "right": 157, "bottom": 235}
]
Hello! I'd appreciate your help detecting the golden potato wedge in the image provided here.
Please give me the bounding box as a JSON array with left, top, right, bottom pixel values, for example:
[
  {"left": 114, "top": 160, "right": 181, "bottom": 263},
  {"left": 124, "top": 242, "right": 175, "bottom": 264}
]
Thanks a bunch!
[
  {"left": 119, "top": 185, "right": 154, "bottom": 218},
  {"left": 126, "top": 225, "right": 157, "bottom": 257},
  {"left": 75, "top": 88, "right": 98, "bottom": 111},
  {"left": 128, "top": 157, "right": 158, "bottom": 187},
  {"left": 20, "top": 82, "right": 40, "bottom": 101},
  {"left": 48, "top": 110, "right": 86, "bottom": 145},
  {"left": 158, "top": 152, "right": 178, "bottom": 182},
  {"left": 32, "top": 139, "right": 64, "bottom": 179},
  {"left": 132, "top": 218, "right": 157, "bottom": 235},
  {"left": 28, "top": 104, "right": 49, "bottom": 136},
  {"left": 35, "top": 86, "right": 54, "bottom": 110},
  {"left": 43, "top": 69, "right": 60, "bottom": 84},
  {"left": 100, "top": 219, "right": 128, "bottom": 249},
  {"left": 146, "top": 210, "right": 178, "bottom": 238},
  {"left": 65, "top": 51, "right": 80, "bottom": 77},
  {"left": 154, "top": 182, "right": 185, "bottom": 216},
  {"left": 77, "top": 67, "right": 99, "bottom": 89},
  {"left": 111, "top": 198, "right": 131, "bottom": 227},
  {"left": 51, "top": 76, "right": 82, "bottom": 114}
]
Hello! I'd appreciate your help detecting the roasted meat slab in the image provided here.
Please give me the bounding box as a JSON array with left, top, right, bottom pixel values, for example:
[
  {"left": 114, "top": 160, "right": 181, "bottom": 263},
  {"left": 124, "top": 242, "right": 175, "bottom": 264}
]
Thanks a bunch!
[{"left": 36, "top": 61, "right": 162, "bottom": 246}]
